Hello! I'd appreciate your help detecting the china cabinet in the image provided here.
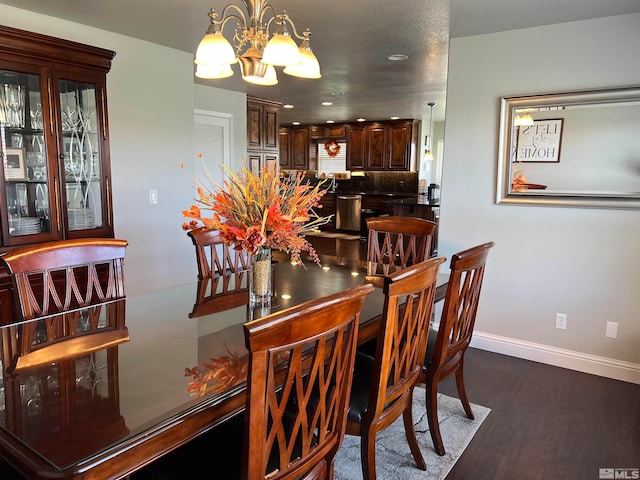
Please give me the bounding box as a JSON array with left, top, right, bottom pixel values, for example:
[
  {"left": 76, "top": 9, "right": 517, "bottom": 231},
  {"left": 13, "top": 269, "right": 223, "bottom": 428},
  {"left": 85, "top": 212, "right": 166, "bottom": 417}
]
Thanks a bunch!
[
  {"left": 0, "top": 25, "right": 115, "bottom": 250},
  {"left": 0, "top": 26, "right": 116, "bottom": 324}
]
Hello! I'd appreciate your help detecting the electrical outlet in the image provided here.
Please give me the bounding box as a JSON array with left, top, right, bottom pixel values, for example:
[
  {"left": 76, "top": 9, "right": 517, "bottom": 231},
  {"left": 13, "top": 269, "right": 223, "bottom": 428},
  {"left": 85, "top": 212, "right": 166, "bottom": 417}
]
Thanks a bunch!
[
  {"left": 149, "top": 189, "right": 158, "bottom": 205},
  {"left": 605, "top": 321, "right": 618, "bottom": 339},
  {"left": 555, "top": 313, "right": 567, "bottom": 330}
]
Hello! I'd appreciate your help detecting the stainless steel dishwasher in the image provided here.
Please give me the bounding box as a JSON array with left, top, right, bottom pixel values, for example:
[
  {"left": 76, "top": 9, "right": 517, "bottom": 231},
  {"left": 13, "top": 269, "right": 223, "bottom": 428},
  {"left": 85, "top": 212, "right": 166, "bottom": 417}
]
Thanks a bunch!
[{"left": 336, "top": 194, "right": 362, "bottom": 232}]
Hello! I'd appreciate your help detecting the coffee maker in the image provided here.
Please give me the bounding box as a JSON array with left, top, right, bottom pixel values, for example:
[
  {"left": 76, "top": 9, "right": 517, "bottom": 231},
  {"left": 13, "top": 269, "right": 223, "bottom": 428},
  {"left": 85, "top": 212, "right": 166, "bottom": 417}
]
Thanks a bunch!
[{"left": 427, "top": 183, "right": 440, "bottom": 202}]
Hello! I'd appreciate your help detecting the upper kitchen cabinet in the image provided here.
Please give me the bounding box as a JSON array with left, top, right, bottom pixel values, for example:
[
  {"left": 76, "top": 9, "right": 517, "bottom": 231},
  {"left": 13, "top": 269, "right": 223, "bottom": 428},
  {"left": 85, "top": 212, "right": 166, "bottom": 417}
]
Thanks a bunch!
[
  {"left": 346, "top": 124, "right": 367, "bottom": 170},
  {"left": 278, "top": 126, "right": 309, "bottom": 170},
  {"left": 366, "top": 120, "right": 416, "bottom": 171},
  {"left": 0, "top": 25, "right": 115, "bottom": 251},
  {"left": 247, "top": 96, "right": 280, "bottom": 172},
  {"left": 278, "top": 127, "right": 291, "bottom": 169},
  {"left": 291, "top": 127, "right": 309, "bottom": 169},
  {"left": 247, "top": 96, "right": 279, "bottom": 150}
]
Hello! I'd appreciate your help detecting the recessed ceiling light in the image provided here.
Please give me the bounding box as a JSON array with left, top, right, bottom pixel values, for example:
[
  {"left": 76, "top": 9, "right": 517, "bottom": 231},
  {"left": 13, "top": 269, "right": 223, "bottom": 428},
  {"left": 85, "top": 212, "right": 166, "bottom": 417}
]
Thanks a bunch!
[
  {"left": 283, "top": 104, "right": 294, "bottom": 109},
  {"left": 388, "top": 54, "right": 408, "bottom": 61},
  {"left": 356, "top": 118, "right": 366, "bottom": 122},
  {"left": 321, "top": 101, "right": 333, "bottom": 106},
  {"left": 292, "top": 121, "right": 300, "bottom": 125},
  {"left": 390, "top": 116, "right": 400, "bottom": 120},
  {"left": 326, "top": 120, "right": 335, "bottom": 123}
]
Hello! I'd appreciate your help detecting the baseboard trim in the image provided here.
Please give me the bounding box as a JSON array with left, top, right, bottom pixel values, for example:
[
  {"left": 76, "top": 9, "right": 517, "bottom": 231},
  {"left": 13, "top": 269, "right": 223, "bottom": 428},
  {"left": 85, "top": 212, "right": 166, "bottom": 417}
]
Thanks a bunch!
[{"left": 470, "top": 331, "right": 640, "bottom": 385}]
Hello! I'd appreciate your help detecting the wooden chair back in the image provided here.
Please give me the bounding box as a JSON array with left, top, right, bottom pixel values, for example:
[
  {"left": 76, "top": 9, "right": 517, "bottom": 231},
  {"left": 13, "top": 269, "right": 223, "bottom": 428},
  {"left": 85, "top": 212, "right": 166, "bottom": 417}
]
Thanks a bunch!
[
  {"left": 420, "top": 241, "right": 494, "bottom": 456},
  {"left": 189, "top": 272, "right": 249, "bottom": 318},
  {"left": 429, "top": 241, "right": 494, "bottom": 373},
  {"left": 243, "top": 283, "right": 374, "bottom": 480},
  {"left": 187, "top": 228, "right": 250, "bottom": 280},
  {"left": 1, "top": 238, "right": 128, "bottom": 321},
  {"left": 0, "top": 238, "right": 129, "bottom": 372},
  {"left": 345, "top": 256, "right": 445, "bottom": 479},
  {"left": 365, "top": 216, "right": 437, "bottom": 287}
]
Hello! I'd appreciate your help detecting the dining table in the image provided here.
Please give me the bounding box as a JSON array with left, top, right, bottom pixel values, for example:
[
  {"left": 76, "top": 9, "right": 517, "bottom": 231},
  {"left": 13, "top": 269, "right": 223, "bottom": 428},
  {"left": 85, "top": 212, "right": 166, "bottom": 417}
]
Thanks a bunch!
[{"left": 0, "top": 258, "right": 448, "bottom": 479}]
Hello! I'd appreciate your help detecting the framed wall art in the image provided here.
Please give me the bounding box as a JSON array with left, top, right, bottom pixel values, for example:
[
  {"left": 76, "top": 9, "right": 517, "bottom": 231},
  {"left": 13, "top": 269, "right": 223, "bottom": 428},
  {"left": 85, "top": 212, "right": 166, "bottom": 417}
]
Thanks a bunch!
[
  {"left": 4, "top": 148, "right": 27, "bottom": 180},
  {"left": 516, "top": 119, "right": 564, "bottom": 163}
]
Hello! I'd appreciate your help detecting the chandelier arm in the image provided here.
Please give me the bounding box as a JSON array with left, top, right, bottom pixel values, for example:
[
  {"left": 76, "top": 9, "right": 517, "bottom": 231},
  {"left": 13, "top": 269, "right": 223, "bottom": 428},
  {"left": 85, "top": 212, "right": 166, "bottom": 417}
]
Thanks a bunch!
[
  {"left": 220, "top": 4, "right": 247, "bottom": 27},
  {"left": 283, "top": 17, "right": 307, "bottom": 41}
]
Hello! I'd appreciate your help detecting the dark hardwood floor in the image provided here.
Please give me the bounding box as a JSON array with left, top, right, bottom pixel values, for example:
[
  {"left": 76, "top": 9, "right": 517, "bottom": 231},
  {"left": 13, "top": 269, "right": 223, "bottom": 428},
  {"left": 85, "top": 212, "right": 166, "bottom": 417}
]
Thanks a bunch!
[
  {"left": 304, "top": 235, "right": 640, "bottom": 480},
  {"left": 439, "top": 348, "right": 640, "bottom": 479}
]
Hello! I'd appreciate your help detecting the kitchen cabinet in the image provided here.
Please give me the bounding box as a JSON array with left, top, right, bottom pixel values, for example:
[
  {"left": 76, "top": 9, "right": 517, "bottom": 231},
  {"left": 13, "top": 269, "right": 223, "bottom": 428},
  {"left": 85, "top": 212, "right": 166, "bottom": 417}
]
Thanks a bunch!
[
  {"left": 319, "top": 192, "right": 336, "bottom": 231},
  {"left": 346, "top": 124, "right": 367, "bottom": 170},
  {"left": 366, "top": 120, "right": 414, "bottom": 171},
  {"left": 247, "top": 96, "right": 280, "bottom": 170},
  {"left": 281, "top": 119, "right": 418, "bottom": 171},
  {"left": 366, "top": 123, "right": 387, "bottom": 170},
  {"left": 278, "top": 127, "right": 291, "bottom": 169},
  {"left": 0, "top": 25, "right": 115, "bottom": 252},
  {"left": 291, "top": 127, "right": 309, "bottom": 169},
  {"left": 308, "top": 125, "right": 327, "bottom": 139},
  {"left": 278, "top": 126, "right": 308, "bottom": 170}
]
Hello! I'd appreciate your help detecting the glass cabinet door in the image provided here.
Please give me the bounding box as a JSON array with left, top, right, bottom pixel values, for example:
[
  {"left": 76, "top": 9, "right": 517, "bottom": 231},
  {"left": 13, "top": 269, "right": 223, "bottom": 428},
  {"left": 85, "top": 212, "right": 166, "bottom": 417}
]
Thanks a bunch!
[
  {"left": 58, "top": 78, "right": 103, "bottom": 232},
  {"left": 0, "top": 69, "right": 53, "bottom": 242}
]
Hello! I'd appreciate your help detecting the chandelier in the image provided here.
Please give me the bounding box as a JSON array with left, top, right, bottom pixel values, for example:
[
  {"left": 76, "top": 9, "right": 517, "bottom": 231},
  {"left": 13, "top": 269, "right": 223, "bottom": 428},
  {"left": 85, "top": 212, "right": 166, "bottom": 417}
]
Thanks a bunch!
[{"left": 194, "top": 0, "right": 321, "bottom": 85}]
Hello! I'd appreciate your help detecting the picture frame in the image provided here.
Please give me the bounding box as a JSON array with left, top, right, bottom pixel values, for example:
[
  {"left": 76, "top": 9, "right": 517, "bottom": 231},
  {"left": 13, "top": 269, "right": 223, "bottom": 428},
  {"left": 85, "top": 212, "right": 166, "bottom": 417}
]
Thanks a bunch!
[
  {"left": 516, "top": 118, "right": 564, "bottom": 163},
  {"left": 4, "top": 148, "right": 27, "bottom": 180}
]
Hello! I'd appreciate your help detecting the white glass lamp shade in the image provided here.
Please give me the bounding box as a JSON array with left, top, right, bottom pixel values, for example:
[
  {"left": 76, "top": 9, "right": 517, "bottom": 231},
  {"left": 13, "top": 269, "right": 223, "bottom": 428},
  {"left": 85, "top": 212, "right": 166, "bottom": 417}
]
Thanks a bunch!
[
  {"left": 283, "top": 47, "right": 321, "bottom": 79},
  {"left": 243, "top": 64, "right": 278, "bottom": 86},
  {"left": 424, "top": 149, "right": 434, "bottom": 161},
  {"left": 514, "top": 112, "right": 534, "bottom": 126},
  {"left": 194, "top": 31, "right": 237, "bottom": 66},
  {"left": 262, "top": 32, "right": 301, "bottom": 66},
  {"left": 195, "top": 62, "right": 234, "bottom": 79}
]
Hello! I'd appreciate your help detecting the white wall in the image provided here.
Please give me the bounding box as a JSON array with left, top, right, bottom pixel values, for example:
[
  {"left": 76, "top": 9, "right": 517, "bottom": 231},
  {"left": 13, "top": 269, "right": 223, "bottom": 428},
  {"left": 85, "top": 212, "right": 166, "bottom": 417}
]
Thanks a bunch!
[
  {"left": 441, "top": 14, "right": 640, "bottom": 381},
  {"left": 0, "top": 4, "right": 249, "bottom": 296}
]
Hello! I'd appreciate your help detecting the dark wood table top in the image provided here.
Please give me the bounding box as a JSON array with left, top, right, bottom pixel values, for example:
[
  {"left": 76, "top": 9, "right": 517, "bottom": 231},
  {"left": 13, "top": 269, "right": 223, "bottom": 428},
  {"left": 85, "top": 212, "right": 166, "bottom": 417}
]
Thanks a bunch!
[{"left": 0, "top": 260, "right": 448, "bottom": 479}]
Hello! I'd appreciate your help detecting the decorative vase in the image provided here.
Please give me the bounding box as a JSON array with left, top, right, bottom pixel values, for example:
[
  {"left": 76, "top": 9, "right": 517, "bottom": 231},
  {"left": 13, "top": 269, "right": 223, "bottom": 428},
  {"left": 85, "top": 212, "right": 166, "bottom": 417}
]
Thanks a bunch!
[{"left": 249, "top": 246, "right": 271, "bottom": 306}]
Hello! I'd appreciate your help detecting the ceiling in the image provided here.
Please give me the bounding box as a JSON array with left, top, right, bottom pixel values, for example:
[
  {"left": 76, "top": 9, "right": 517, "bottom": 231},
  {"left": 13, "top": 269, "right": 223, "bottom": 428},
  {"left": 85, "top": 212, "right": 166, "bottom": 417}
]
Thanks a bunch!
[{"left": 3, "top": 0, "right": 640, "bottom": 125}]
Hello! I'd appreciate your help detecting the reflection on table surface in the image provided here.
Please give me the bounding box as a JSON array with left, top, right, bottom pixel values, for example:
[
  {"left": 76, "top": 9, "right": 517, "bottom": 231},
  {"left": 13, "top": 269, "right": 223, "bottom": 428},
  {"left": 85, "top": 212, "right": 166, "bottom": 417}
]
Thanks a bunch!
[{"left": 0, "top": 259, "right": 448, "bottom": 478}]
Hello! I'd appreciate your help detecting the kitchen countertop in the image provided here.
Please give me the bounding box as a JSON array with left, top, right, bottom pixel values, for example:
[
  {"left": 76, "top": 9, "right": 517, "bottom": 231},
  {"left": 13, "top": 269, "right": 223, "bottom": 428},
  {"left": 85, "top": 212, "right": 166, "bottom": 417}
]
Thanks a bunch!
[
  {"left": 383, "top": 195, "right": 440, "bottom": 207},
  {"left": 329, "top": 191, "right": 409, "bottom": 197}
]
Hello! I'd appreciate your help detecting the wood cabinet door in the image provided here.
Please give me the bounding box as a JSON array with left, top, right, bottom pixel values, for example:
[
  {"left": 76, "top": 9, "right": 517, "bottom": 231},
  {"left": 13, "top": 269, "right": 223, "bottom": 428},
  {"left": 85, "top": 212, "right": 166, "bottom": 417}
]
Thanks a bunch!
[
  {"left": 247, "top": 101, "right": 263, "bottom": 149},
  {"left": 346, "top": 125, "right": 367, "bottom": 170},
  {"left": 279, "top": 128, "right": 291, "bottom": 169},
  {"left": 308, "top": 125, "right": 328, "bottom": 139},
  {"left": 264, "top": 104, "right": 279, "bottom": 149},
  {"left": 388, "top": 121, "right": 412, "bottom": 170},
  {"left": 291, "top": 128, "right": 309, "bottom": 169},
  {"left": 366, "top": 124, "right": 388, "bottom": 170},
  {"left": 328, "top": 124, "right": 346, "bottom": 138}
]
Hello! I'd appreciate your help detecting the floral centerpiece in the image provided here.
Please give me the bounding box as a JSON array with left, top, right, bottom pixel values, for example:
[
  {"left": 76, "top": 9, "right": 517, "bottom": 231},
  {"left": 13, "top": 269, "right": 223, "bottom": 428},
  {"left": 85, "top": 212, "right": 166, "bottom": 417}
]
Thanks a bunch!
[
  {"left": 182, "top": 164, "right": 332, "bottom": 263},
  {"left": 182, "top": 164, "right": 332, "bottom": 304}
]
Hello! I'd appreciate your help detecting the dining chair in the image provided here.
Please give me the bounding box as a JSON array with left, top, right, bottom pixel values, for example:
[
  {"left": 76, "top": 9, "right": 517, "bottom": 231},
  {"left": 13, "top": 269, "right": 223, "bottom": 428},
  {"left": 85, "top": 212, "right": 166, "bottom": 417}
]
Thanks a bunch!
[
  {"left": 188, "top": 272, "right": 250, "bottom": 318},
  {"left": 187, "top": 227, "right": 250, "bottom": 280},
  {"left": 0, "top": 238, "right": 129, "bottom": 372},
  {"left": 136, "top": 283, "right": 374, "bottom": 480},
  {"left": 418, "top": 241, "right": 494, "bottom": 456},
  {"left": 345, "top": 255, "right": 446, "bottom": 480},
  {"left": 365, "top": 216, "right": 437, "bottom": 288}
]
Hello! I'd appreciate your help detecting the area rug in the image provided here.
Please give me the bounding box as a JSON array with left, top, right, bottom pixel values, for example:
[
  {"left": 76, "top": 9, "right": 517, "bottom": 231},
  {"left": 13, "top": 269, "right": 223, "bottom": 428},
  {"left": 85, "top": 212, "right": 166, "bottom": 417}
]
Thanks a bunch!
[
  {"left": 308, "top": 231, "right": 362, "bottom": 241},
  {"left": 333, "top": 387, "right": 491, "bottom": 480}
]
